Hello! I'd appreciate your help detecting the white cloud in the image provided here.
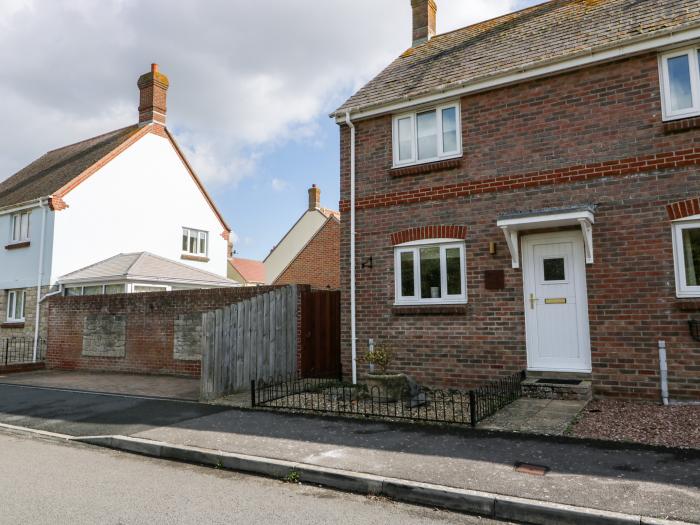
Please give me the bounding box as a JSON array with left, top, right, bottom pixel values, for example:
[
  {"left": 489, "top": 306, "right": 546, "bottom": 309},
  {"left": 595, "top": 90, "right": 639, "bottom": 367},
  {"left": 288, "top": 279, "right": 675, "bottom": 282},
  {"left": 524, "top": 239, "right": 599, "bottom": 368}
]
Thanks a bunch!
[
  {"left": 0, "top": 0, "right": 521, "bottom": 186},
  {"left": 271, "top": 178, "right": 289, "bottom": 192}
]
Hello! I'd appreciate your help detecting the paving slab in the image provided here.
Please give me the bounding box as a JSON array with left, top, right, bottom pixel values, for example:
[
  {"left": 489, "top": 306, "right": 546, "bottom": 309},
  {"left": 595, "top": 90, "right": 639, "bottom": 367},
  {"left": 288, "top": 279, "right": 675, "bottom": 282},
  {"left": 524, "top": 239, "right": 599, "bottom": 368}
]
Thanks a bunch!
[
  {"left": 133, "top": 408, "right": 700, "bottom": 523},
  {"left": 478, "top": 398, "right": 587, "bottom": 434},
  {"left": 0, "top": 370, "right": 200, "bottom": 400}
]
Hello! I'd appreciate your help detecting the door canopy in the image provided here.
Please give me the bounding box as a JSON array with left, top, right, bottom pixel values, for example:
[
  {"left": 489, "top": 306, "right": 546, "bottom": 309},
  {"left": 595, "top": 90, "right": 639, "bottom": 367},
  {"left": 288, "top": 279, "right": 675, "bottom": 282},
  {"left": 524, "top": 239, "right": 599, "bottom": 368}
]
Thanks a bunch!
[{"left": 496, "top": 205, "right": 595, "bottom": 269}]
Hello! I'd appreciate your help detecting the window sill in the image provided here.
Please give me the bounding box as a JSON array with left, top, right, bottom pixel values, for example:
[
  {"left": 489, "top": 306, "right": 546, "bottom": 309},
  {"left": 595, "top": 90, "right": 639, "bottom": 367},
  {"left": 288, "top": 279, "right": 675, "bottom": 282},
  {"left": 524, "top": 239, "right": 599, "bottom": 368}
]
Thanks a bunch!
[
  {"left": 1, "top": 322, "right": 25, "bottom": 329},
  {"left": 181, "top": 254, "right": 210, "bottom": 263},
  {"left": 390, "top": 157, "right": 463, "bottom": 178},
  {"left": 392, "top": 304, "right": 467, "bottom": 316},
  {"left": 5, "top": 241, "right": 30, "bottom": 250},
  {"left": 663, "top": 116, "right": 700, "bottom": 133}
]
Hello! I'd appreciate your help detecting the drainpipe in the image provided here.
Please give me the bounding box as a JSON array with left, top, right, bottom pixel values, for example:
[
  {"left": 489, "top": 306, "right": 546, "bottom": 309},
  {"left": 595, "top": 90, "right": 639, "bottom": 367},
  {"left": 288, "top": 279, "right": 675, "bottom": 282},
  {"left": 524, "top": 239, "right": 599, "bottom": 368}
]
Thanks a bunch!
[
  {"left": 345, "top": 111, "right": 357, "bottom": 385},
  {"left": 32, "top": 199, "right": 48, "bottom": 363},
  {"left": 658, "top": 340, "right": 669, "bottom": 406}
]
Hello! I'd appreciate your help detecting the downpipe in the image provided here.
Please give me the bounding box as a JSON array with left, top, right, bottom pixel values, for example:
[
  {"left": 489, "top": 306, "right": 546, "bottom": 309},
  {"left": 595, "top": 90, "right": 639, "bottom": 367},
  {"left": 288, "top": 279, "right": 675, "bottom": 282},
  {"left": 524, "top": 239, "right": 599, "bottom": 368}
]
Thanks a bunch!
[
  {"left": 345, "top": 111, "right": 357, "bottom": 385},
  {"left": 658, "top": 340, "right": 669, "bottom": 406}
]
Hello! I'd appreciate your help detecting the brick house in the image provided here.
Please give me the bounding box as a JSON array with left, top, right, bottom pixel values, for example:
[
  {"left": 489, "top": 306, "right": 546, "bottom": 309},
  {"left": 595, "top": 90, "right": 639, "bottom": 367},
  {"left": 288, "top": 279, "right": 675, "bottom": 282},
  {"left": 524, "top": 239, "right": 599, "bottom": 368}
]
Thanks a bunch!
[
  {"left": 0, "top": 64, "right": 232, "bottom": 353},
  {"left": 263, "top": 185, "right": 340, "bottom": 289},
  {"left": 333, "top": 0, "right": 700, "bottom": 400}
]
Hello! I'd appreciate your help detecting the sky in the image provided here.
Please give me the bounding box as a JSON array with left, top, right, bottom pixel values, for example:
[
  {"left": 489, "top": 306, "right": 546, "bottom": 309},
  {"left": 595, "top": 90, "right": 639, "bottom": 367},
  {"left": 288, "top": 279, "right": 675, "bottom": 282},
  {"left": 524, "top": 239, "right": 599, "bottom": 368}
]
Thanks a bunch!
[{"left": 0, "top": 0, "right": 540, "bottom": 260}]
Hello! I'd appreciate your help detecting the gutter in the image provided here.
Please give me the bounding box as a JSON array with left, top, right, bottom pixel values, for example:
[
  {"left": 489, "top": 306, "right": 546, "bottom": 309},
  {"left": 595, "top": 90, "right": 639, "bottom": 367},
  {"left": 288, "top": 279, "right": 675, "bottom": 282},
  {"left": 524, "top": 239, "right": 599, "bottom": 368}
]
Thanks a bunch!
[
  {"left": 333, "top": 23, "right": 700, "bottom": 122},
  {"left": 345, "top": 111, "right": 357, "bottom": 385}
]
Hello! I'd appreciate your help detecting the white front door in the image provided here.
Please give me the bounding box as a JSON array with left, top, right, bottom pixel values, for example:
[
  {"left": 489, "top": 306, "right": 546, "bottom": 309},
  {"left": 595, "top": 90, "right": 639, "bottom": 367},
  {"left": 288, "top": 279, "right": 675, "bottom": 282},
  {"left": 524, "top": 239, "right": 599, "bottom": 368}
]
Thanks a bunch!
[{"left": 522, "top": 232, "right": 591, "bottom": 372}]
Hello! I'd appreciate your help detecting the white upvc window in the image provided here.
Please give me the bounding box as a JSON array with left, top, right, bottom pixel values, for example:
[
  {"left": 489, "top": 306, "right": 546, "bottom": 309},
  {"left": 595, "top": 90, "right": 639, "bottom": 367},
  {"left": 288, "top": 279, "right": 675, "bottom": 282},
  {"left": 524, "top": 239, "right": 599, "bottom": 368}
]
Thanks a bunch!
[
  {"left": 659, "top": 46, "right": 700, "bottom": 121},
  {"left": 672, "top": 217, "right": 700, "bottom": 297},
  {"left": 10, "top": 211, "right": 30, "bottom": 243},
  {"left": 392, "top": 102, "right": 462, "bottom": 167},
  {"left": 63, "top": 284, "right": 126, "bottom": 296},
  {"left": 394, "top": 239, "right": 467, "bottom": 305},
  {"left": 6, "top": 290, "right": 26, "bottom": 322},
  {"left": 182, "top": 227, "right": 208, "bottom": 257}
]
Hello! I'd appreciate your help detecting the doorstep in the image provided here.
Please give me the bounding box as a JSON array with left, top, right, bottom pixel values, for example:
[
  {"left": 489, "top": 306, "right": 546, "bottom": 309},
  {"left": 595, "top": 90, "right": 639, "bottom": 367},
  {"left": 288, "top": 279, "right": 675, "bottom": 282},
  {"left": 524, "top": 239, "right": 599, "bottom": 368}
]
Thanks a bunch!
[{"left": 522, "top": 373, "right": 593, "bottom": 401}]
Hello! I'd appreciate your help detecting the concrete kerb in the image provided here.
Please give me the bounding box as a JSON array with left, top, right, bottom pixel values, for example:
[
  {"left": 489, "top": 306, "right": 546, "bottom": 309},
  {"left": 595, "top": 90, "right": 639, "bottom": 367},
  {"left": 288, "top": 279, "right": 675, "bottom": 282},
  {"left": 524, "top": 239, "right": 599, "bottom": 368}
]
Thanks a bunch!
[{"left": 75, "top": 435, "right": 695, "bottom": 525}]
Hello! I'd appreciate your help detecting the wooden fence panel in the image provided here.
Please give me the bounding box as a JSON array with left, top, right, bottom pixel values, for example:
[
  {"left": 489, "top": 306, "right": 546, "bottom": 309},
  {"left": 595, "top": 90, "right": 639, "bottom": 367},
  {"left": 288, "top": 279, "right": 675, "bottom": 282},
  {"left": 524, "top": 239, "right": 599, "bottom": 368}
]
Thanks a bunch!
[{"left": 200, "top": 286, "right": 298, "bottom": 400}]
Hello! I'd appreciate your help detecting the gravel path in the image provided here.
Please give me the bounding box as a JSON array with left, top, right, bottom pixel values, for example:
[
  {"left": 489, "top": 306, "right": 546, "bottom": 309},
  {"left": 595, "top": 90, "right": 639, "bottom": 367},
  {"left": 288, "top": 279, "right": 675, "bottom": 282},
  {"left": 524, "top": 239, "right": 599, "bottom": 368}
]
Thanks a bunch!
[{"left": 570, "top": 400, "right": 700, "bottom": 449}]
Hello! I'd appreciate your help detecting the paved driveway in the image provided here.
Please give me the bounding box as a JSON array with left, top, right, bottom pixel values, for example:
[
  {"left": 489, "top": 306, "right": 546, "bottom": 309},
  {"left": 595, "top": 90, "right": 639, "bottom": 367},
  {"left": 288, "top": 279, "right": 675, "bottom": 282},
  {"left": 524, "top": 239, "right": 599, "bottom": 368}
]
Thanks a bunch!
[{"left": 0, "top": 370, "right": 200, "bottom": 400}]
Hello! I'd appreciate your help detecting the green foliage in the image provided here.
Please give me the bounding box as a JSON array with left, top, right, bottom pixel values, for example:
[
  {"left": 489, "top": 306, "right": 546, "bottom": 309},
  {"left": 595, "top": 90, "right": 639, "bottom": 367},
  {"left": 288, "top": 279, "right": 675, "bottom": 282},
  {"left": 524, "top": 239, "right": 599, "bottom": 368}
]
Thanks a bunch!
[
  {"left": 284, "top": 470, "right": 301, "bottom": 483},
  {"left": 360, "top": 343, "right": 394, "bottom": 374}
]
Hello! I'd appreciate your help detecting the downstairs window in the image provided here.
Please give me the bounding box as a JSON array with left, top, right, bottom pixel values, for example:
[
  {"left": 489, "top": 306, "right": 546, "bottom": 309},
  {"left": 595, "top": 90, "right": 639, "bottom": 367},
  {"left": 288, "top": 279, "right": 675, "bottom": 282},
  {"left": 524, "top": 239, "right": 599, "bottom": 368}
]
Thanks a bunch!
[{"left": 394, "top": 240, "right": 466, "bottom": 305}]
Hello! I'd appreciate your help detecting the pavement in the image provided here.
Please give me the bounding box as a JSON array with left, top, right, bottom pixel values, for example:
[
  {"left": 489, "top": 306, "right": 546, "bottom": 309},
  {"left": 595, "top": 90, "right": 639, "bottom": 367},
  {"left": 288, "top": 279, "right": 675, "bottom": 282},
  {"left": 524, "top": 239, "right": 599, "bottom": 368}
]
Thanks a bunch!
[
  {"left": 0, "top": 432, "right": 500, "bottom": 525},
  {"left": 478, "top": 398, "right": 587, "bottom": 434},
  {"left": 0, "top": 382, "right": 698, "bottom": 523},
  {"left": 0, "top": 369, "right": 200, "bottom": 400}
]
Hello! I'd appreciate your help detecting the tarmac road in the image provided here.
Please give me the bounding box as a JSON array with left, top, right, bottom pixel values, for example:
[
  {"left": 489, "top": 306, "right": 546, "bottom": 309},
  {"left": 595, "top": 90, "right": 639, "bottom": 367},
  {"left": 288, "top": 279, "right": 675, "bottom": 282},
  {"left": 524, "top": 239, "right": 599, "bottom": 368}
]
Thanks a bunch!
[{"left": 0, "top": 431, "right": 508, "bottom": 525}]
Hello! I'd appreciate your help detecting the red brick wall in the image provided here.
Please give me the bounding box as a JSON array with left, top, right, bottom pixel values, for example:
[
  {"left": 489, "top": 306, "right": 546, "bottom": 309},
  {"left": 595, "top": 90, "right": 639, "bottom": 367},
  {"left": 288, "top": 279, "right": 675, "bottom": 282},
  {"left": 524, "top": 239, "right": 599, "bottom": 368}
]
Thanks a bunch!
[
  {"left": 339, "top": 52, "right": 700, "bottom": 400},
  {"left": 275, "top": 218, "right": 341, "bottom": 289},
  {"left": 46, "top": 287, "right": 279, "bottom": 377}
]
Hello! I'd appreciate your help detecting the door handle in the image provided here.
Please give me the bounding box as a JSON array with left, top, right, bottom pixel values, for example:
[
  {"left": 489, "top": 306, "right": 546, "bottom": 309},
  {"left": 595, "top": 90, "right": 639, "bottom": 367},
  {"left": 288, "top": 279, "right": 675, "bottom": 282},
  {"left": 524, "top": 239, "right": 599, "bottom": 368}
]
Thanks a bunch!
[{"left": 529, "top": 293, "right": 537, "bottom": 309}]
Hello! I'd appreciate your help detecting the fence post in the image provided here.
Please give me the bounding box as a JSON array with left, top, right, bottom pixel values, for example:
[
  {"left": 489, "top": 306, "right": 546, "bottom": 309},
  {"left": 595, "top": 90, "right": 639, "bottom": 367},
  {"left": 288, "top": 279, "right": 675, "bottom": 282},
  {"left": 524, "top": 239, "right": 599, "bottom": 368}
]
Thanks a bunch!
[
  {"left": 250, "top": 380, "right": 256, "bottom": 407},
  {"left": 469, "top": 390, "right": 476, "bottom": 427},
  {"left": 4, "top": 339, "right": 9, "bottom": 366}
]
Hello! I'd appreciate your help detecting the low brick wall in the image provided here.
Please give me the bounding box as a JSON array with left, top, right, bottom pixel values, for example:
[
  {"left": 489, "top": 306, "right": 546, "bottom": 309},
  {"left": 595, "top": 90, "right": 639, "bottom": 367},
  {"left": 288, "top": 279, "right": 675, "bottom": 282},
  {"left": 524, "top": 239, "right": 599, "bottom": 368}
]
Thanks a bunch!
[{"left": 46, "top": 287, "right": 281, "bottom": 377}]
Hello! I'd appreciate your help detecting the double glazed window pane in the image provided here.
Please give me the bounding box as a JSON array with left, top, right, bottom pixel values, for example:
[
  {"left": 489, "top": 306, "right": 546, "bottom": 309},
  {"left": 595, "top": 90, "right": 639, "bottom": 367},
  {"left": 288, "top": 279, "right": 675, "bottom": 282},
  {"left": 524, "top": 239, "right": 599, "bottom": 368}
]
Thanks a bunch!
[
  {"left": 445, "top": 248, "right": 461, "bottom": 295},
  {"left": 419, "top": 247, "right": 441, "bottom": 298},
  {"left": 417, "top": 111, "right": 438, "bottom": 160},
  {"left": 105, "top": 284, "right": 125, "bottom": 295},
  {"left": 183, "top": 228, "right": 207, "bottom": 255},
  {"left": 397, "top": 117, "right": 413, "bottom": 161},
  {"left": 683, "top": 227, "right": 700, "bottom": 286},
  {"left": 83, "top": 285, "right": 103, "bottom": 296},
  {"left": 668, "top": 54, "right": 693, "bottom": 111},
  {"left": 400, "top": 251, "right": 415, "bottom": 296},
  {"left": 441, "top": 107, "right": 458, "bottom": 153}
]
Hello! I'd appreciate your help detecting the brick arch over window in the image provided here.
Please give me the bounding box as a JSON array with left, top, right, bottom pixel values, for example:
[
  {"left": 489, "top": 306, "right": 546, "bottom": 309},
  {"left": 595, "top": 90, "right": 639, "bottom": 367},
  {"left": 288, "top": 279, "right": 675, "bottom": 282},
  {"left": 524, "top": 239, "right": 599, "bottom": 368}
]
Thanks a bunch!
[
  {"left": 667, "top": 198, "right": 700, "bottom": 220},
  {"left": 390, "top": 226, "right": 468, "bottom": 245}
]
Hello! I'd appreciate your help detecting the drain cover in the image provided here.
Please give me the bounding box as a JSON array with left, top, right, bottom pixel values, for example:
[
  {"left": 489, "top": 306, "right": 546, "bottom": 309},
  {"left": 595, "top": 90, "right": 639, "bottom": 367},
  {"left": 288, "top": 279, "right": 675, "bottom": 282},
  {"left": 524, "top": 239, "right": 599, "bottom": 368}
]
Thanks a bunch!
[
  {"left": 535, "top": 378, "right": 581, "bottom": 385},
  {"left": 514, "top": 462, "right": 550, "bottom": 476}
]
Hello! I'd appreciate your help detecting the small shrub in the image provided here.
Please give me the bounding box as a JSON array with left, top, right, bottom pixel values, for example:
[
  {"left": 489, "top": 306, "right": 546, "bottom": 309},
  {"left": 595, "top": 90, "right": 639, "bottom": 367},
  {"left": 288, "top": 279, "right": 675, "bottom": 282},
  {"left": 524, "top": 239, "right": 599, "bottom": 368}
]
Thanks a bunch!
[{"left": 359, "top": 343, "right": 394, "bottom": 374}]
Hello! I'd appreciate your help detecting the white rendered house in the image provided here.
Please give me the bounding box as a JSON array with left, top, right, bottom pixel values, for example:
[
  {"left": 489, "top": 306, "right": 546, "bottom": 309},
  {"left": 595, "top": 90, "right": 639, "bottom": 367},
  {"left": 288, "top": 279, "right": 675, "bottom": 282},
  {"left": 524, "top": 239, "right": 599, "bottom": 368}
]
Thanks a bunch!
[{"left": 0, "top": 64, "right": 233, "bottom": 352}]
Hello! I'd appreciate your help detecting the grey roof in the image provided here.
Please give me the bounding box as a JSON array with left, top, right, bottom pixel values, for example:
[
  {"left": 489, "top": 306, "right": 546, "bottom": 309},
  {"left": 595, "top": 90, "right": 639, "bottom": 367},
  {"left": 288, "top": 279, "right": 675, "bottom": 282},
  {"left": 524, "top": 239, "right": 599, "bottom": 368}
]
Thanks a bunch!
[
  {"left": 498, "top": 204, "right": 596, "bottom": 221},
  {"left": 0, "top": 125, "right": 140, "bottom": 209},
  {"left": 336, "top": 0, "right": 700, "bottom": 115},
  {"left": 58, "top": 252, "right": 238, "bottom": 288}
]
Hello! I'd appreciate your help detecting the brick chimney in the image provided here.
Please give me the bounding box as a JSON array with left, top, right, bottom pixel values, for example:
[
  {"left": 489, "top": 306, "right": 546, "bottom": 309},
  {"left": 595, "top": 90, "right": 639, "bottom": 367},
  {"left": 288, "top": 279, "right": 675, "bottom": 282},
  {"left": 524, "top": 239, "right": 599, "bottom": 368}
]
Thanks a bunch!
[
  {"left": 411, "top": 0, "right": 437, "bottom": 46},
  {"left": 137, "top": 63, "right": 169, "bottom": 126},
  {"left": 308, "top": 184, "right": 321, "bottom": 211}
]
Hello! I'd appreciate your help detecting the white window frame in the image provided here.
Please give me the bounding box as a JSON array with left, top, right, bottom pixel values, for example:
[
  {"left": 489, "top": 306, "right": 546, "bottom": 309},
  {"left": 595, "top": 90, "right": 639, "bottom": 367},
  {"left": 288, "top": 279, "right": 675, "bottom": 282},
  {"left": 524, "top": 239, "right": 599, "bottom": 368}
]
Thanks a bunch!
[
  {"left": 10, "top": 210, "right": 30, "bottom": 243},
  {"left": 394, "top": 239, "right": 467, "bottom": 305},
  {"left": 63, "top": 283, "right": 127, "bottom": 296},
  {"left": 672, "top": 216, "right": 700, "bottom": 297},
  {"left": 392, "top": 102, "right": 462, "bottom": 168},
  {"left": 6, "top": 290, "right": 26, "bottom": 322},
  {"left": 182, "top": 227, "right": 209, "bottom": 257},
  {"left": 659, "top": 46, "right": 700, "bottom": 121}
]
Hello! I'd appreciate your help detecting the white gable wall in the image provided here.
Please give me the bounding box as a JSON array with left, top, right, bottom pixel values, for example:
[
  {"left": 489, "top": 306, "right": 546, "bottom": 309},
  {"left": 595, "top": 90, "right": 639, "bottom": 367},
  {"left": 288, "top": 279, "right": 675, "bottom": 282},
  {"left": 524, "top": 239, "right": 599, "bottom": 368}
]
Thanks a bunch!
[
  {"left": 51, "top": 132, "right": 228, "bottom": 283},
  {"left": 263, "top": 209, "right": 327, "bottom": 284},
  {"left": 0, "top": 204, "right": 55, "bottom": 289}
]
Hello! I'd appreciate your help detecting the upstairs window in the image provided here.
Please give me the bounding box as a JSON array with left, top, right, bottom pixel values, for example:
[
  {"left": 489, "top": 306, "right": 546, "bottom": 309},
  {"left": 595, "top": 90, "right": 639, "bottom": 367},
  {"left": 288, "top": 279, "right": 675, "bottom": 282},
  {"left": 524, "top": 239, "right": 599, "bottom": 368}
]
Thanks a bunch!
[
  {"left": 6, "top": 290, "right": 26, "bottom": 322},
  {"left": 394, "top": 240, "right": 466, "bottom": 305},
  {"left": 182, "top": 228, "right": 208, "bottom": 257},
  {"left": 660, "top": 47, "right": 700, "bottom": 120},
  {"left": 673, "top": 218, "right": 700, "bottom": 297},
  {"left": 392, "top": 102, "right": 461, "bottom": 167},
  {"left": 10, "top": 211, "right": 30, "bottom": 243}
]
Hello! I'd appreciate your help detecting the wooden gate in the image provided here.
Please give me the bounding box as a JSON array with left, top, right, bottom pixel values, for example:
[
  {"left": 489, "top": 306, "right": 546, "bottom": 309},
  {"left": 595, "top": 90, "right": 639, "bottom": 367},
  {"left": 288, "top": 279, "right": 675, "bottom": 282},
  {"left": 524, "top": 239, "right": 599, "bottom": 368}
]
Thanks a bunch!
[
  {"left": 200, "top": 286, "right": 297, "bottom": 400},
  {"left": 300, "top": 289, "right": 341, "bottom": 378}
]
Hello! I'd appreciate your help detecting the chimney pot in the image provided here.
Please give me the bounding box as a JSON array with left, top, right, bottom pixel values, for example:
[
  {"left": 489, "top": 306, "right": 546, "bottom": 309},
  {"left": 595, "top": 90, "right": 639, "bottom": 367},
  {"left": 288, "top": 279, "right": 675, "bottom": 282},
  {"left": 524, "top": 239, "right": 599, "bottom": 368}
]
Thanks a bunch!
[
  {"left": 138, "top": 63, "right": 169, "bottom": 126},
  {"left": 411, "top": 0, "right": 437, "bottom": 47},
  {"left": 308, "top": 185, "right": 321, "bottom": 211}
]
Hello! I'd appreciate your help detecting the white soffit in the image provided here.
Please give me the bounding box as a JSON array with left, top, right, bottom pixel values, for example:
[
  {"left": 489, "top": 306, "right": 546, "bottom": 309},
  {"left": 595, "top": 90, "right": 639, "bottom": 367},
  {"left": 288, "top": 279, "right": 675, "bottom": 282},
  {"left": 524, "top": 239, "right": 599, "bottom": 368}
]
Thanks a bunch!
[{"left": 496, "top": 208, "right": 595, "bottom": 269}]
